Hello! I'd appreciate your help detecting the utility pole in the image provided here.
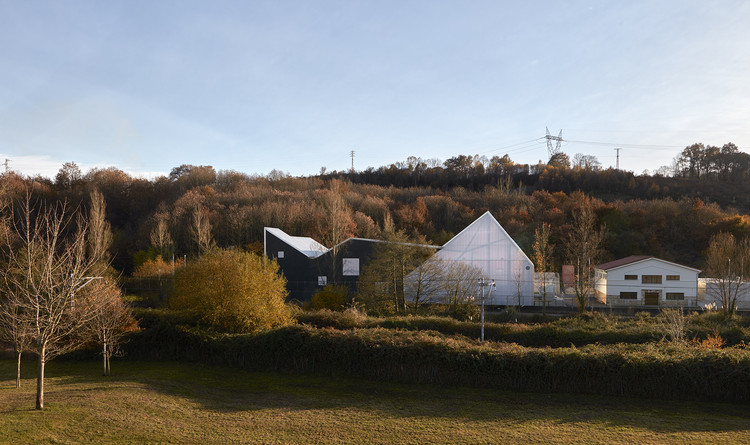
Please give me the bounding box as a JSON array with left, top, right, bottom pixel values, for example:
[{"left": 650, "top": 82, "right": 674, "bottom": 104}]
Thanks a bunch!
[
  {"left": 350, "top": 150, "right": 355, "bottom": 174},
  {"left": 614, "top": 148, "right": 621, "bottom": 170}
]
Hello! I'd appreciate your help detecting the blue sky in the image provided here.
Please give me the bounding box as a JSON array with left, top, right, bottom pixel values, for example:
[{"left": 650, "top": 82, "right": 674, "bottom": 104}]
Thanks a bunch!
[{"left": 1, "top": 1, "right": 749, "bottom": 179}]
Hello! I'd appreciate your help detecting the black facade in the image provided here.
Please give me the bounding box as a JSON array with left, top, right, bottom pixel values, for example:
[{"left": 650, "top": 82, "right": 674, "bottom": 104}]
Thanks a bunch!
[{"left": 264, "top": 229, "right": 380, "bottom": 302}]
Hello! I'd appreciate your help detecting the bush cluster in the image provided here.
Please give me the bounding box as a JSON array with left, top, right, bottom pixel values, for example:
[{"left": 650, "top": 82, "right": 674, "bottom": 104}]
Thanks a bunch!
[{"left": 124, "top": 314, "right": 750, "bottom": 403}]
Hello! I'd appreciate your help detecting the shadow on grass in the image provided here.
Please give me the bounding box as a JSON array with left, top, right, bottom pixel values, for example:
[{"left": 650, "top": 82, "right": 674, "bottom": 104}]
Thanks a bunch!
[{"left": 2, "top": 358, "right": 749, "bottom": 435}]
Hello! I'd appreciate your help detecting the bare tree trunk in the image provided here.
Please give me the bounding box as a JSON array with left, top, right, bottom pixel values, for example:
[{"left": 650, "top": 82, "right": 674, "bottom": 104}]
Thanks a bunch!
[
  {"left": 401, "top": 260, "right": 406, "bottom": 313},
  {"left": 36, "top": 349, "right": 45, "bottom": 410},
  {"left": 16, "top": 349, "right": 22, "bottom": 388},
  {"left": 102, "top": 336, "right": 108, "bottom": 376}
]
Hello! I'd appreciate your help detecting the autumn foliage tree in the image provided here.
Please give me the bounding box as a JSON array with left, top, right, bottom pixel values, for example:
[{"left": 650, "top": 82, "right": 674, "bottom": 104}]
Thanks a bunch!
[
  {"left": 171, "top": 248, "right": 291, "bottom": 333},
  {"left": 532, "top": 222, "right": 554, "bottom": 314},
  {"left": 80, "top": 278, "right": 138, "bottom": 376}
]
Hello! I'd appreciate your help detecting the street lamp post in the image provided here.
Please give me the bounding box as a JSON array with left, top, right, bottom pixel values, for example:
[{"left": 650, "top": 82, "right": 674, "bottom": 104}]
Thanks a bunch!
[
  {"left": 70, "top": 276, "right": 103, "bottom": 309},
  {"left": 478, "top": 278, "right": 496, "bottom": 342}
]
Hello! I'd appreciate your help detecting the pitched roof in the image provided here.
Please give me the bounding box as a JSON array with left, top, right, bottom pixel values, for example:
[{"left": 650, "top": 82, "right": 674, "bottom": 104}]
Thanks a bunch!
[
  {"left": 440, "top": 211, "right": 532, "bottom": 263},
  {"left": 264, "top": 227, "right": 328, "bottom": 258},
  {"left": 596, "top": 255, "right": 701, "bottom": 273},
  {"left": 596, "top": 255, "right": 653, "bottom": 270}
]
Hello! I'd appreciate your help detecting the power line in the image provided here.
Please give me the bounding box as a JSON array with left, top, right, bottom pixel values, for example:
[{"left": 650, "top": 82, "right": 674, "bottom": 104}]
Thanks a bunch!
[
  {"left": 478, "top": 138, "right": 544, "bottom": 155},
  {"left": 563, "top": 139, "right": 683, "bottom": 150}
]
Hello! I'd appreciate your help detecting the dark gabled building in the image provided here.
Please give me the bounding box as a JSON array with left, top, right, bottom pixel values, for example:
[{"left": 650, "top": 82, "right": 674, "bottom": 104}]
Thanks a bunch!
[
  {"left": 265, "top": 227, "right": 422, "bottom": 302},
  {"left": 265, "top": 212, "right": 534, "bottom": 304}
]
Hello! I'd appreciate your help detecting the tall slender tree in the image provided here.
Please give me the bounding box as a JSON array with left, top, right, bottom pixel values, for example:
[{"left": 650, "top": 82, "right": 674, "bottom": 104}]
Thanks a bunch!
[
  {"left": 190, "top": 204, "right": 214, "bottom": 254},
  {"left": 150, "top": 211, "right": 173, "bottom": 258},
  {"left": 88, "top": 189, "right": 113, "bottom": 275},
  {"left": 318, "top": 179, "right": 355, "bottom": 283},
  {"left": 0, "top": 297, "right": 33, "bottom": 388},
  {"left": 533, "top": 222, "right": 554, "bottom": 315},
  {"left": 565, "top": 204, "right": 604, "bottom": 312}
]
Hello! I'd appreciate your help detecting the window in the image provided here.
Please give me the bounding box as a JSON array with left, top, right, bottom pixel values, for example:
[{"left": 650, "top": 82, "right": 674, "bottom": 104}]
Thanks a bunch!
[
  {"left": 666, "top": 275, "right": 680, "bottom": 281},
  {"left": 317, "top": 276, "right": 327, "bottom": 286},
  {"left": 666, "top": 292, "right": 684, "bottom": 300},
  {"left": 342, "top": 258, "right": 360, "bottom": 276},
  {"left": 624, "top": 275, "right": 637, "bottom": 280},
  {"left": 619, "top": 292, "right": 638, "bottom": 299},
  {"left": 641, "top": 275, "right": 662, "bottom": 284},
  {"left": 277, "top": 251, "right": 284, "bottom": 259}
]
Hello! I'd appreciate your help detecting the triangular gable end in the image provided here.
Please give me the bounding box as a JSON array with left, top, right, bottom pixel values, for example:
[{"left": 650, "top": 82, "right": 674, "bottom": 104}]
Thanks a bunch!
[{"left": 441, "top": 211, "right": 532, "bottom": 263}]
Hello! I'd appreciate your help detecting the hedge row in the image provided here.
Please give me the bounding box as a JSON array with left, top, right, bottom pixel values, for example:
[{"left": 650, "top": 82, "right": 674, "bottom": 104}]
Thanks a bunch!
[
  {"left": 295, "top": 311, "right": 750, "bottom": 347},
  {"left": 123, "top": 322, "right": 750, "bottom": 403}
]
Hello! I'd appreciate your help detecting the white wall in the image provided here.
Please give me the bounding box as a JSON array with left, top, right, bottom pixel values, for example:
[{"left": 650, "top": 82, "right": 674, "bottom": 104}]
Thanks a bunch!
[
  {"left": 434, "top": 213, "right": 535, "bottom": 305},
  {"left": 701, "top": 280, "right": 750, "bottom": 310},
  {"left": 598, "top": 259, "right": 699, "bottom": 306}
]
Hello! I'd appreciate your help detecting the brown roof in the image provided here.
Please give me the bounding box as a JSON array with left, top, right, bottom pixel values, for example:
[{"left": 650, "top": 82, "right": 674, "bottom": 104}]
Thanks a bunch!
[{"left": 596, "top": 255, "right": 654, "bottom": 271}]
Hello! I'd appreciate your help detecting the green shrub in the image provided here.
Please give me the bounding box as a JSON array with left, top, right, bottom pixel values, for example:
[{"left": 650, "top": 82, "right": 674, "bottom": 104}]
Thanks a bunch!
[
  {"left": 296, "top": 308, "right": 368, "bottom": 330},
  {"left": 310, "top": 285, "right": 348, "bottom": 311},
  {"left": 171, "top": 249, "right": 292, "bottom": 333}
]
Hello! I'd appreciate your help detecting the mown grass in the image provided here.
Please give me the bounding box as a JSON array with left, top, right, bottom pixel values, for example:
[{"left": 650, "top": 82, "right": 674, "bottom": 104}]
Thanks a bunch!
[{"left": 2, "top": 359, "right": 750, "bottom": 444}]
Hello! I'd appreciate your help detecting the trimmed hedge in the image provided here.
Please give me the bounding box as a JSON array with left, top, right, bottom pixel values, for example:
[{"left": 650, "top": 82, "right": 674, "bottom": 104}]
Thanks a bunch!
[
  {"left": 295, "top": 311, "right": 750, "bottom": 347},
  {"left": 123, "top": 322, "right": 750, "bottom": 403}
]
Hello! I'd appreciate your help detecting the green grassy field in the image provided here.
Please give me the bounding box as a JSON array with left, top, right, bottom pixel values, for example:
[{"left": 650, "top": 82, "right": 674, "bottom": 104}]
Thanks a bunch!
[{"left": 1, "top": 359, "right": 749, "bottom": 444}]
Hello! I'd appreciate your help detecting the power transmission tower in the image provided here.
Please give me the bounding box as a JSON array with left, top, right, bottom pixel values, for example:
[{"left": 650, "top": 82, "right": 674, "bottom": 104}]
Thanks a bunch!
[
  {"left": 3, "top": 159, "right": 9, "bottom": 174},
  {"left": 350, "top": 150, "right": 355, "bottom": 173},
  {"left": 545, "top": 127, "right": 563, "bottom": 159},
  {"left": 614, "top": 148, "right": 621, "bottom": 170}
]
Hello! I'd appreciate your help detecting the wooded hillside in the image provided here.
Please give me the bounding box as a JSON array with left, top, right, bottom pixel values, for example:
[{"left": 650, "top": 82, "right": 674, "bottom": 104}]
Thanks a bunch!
[{"left": 5, "top": 144, "right": 749, "bottom": 275}]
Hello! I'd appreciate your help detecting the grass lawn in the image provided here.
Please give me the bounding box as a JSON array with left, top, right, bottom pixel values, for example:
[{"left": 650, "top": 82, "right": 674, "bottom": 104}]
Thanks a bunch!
[{"left": 1, "top": 359, "right": 749, "bottom": 444}]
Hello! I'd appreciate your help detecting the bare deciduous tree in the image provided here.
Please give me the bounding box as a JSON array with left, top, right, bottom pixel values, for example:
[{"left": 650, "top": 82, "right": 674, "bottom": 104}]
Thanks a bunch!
[
  {"left": 80, "top": 278, "right": 137, "bottom": 376},
  {"left": 440, "top": 260, "right": 484, "bottom": 320},
  {"left": 318, "top": 179, "right": 355, "bottom": 283},
  {"left": 88, "top": 189, "right": 112, "bottom": 268},
  {"left": 705, "top": 232, "right": 750, "bottom": 316},
  {"left": 2, "top": 197, "right": 101, "bottom": 409},
  {"left": 357, "top": 230, "right": 432, "bottom": 314},
  {"left": 0, "top": 180, "right": 31, "bottom": 389},
  {"left": 565, "top": 204, "right": 605, "bottom": 312},
  {"left": 0, "top": 297, "right": 33, "bottom": 388},
  {"left": 149, "top": 211, "right": 173, "bottom": 258},
  {"left": 190, "top": 204, "right": 214, "bottom": 254},
  {"left": 404, "top": 255, "right": 444, "bottom": 312}
]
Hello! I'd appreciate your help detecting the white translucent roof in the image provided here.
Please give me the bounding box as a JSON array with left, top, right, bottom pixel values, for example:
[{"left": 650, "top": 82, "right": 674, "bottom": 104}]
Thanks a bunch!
[
  {"left": 265, "top": 227, "right": 328, "bottom": 258},
  {"left": 435, "top": 211, "right": 534, "bottom": 297}
]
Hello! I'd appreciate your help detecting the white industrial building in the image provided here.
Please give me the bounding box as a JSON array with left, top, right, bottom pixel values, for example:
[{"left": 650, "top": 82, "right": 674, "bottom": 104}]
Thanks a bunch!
[
  {"left": 594, "top": 256, "right": 700, "bottom": 307},
  {"left": 699, "top": 279, "right": 750, "bottom": 311}
]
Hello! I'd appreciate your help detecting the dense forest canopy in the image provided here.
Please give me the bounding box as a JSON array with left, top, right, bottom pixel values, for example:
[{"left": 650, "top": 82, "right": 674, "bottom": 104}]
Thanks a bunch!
[{"left": 5, "top": 142, "right": 749, "bottom": 275}]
